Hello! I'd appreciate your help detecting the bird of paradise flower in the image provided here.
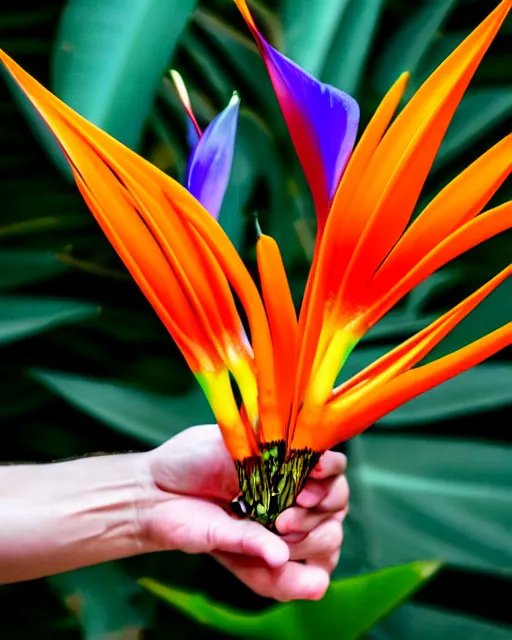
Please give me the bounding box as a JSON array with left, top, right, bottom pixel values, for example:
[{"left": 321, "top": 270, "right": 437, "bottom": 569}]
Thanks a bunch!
[{"left": 1, "top": 0, "right": 510, "bottom": 528}]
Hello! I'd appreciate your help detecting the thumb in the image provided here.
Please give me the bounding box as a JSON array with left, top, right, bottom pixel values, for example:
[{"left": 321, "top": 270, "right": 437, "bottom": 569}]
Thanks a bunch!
[{"left": 206, "top": 509, "right": 290, "bottom": 567}]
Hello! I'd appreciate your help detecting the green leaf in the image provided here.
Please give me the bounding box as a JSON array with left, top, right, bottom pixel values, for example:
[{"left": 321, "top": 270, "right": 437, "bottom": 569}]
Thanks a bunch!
[
  {"left": 219, "top": 110, "right": 291, "bottom": 256},
  {"left": 31, "top": 369, "right": 214, "bottom": 445},
  {"left": 0, "top": 249, "right": 67, "bottom": 290},
  {"left": 140, "top": 561, "right": 440, "bottom": 640},
  {"left": 350, "top": 435, "right": 512, "bottom": 573},
  {"left": 50, "top": 563, "right": 152, "bottom": 640},
  {"left": 405, "top": 270, "right": 460, "bottom": 315},
  {"left": 376, "top": 603, "right": 512, "bottom": 640},
  {"left": 0, "top": 297, "right": 98, "bottom": 345},
  {"left": 194, "top": 9, "right": 282, "bottom": 125},
  {"left": 1, "top": 70, "right": 72, "bottom": 177},
  {"left": 363, "top": 311, "right": 438, "bottom": 343},
  {"left": 379, "top": 364, "right": 512, "bottom": 426},
  {"left": 52, "top": 0, "right": 196, "bottom": 151},
  {"left": 374, "top": 0, "right": 457, "bottom": 97},
  {"left": 428, "top": 278, "right": 512, "bottom": 360},
  {"left": 322, "top": 0, "right": 386, "bottom": 95},
  {"left": 433, "top": 88, "right": 512, "bottom": 171},
  {"left": 281, "top": 0, "right": 351, "bottom": 78}
]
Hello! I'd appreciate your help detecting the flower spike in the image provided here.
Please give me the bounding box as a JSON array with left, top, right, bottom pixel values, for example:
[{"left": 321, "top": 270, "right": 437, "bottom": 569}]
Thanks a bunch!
[
  {"left": 1, "top": 0, "right": 510, "bottom": 529},
  {"left": 292, "top": 0, "right": 511, "bottom": 437}
]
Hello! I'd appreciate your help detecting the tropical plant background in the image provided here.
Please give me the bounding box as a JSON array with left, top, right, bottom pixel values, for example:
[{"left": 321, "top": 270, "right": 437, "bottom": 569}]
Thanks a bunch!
[{"left": 1, "top": 0, "right": 511, "bottom": 637}]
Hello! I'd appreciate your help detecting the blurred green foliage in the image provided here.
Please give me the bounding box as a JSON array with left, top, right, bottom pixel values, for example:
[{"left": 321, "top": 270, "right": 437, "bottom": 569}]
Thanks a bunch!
[{"left": 0, "top": 0, "right": 511, "bottom": 638}]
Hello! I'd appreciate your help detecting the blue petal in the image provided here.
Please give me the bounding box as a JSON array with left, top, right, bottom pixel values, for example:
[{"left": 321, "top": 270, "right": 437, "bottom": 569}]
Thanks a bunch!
[
  {"left": 235, "top": 0, "right": 359, "bottom": 231},
  {"left": 186, "top": 94, "right": 240, "bottom": 219}
]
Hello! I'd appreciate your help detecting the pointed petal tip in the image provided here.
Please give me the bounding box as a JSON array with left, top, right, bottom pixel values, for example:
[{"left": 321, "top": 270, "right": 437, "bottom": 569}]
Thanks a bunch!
[
  {"left": 229, "top": 90, "right": 241, "bottom": 106},
  {"left": 254, "top": 216, "right": 262, "bottom": 238},
  {"left": 169, "top": 69, "right": 191, "bottom": 110}
]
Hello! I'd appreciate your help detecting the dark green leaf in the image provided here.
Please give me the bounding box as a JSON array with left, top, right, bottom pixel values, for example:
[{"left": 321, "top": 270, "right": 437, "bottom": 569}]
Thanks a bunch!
[
  {"left": 380, "top": 364, "right": 512, "bottom": 425},
  {"left": 281, "top": 0, "right": 351, "bottom": 78},
  {"left": 363, "top": 311, "right": 438, "bottom": 342},
  {"left": 31, "top": 369, "right": 214, "bottom": 445},
  {"left": 376, "top": 603, "right": 512, "bottom": 640},
  {"left": 52, "top": 0, "right": 196, "bottom": 151},
  {"left": 0, "top": 297, "right": 98, "bottom": 345},
  {"left": 428, "top": 278, "right": 512, "bottom": 360},
  {"left": 374, "top": 0, "right": 457, "bottom": 97},
  {"left": 322, "top": 0, "right": 386, "bottom": 95},
  {"left": 433, "top": 88, "right": 512, "bottom": 171},
  {"left": 50, "top": 563, "right": 152, "bottom": 640},
  {"left": 350, "top": 435, "right": 512, "bottom": 573},
  {"left": 0, "top": 249, "right": 67, "bottom": 290},
  {"left": 140, "top": 561, "right": 440, "bottom": 640}
]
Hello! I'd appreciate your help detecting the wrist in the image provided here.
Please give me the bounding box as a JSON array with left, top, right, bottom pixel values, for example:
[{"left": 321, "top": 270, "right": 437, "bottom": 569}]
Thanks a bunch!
[{"left": 0, "top": 451, "right": 155, "bottom": 583}]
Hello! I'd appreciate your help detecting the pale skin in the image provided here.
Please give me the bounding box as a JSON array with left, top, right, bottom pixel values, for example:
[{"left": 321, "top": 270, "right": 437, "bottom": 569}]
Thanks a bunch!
[{"left": 0, "top": 424, "right": 349, "bottom": 601}]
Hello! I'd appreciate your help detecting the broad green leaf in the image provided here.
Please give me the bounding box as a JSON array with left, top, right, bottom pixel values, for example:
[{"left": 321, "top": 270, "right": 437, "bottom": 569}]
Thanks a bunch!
[
  {"left": 0, "top": 297, "right": 97, "bottom": 345},
  {"left": 281, "top": 0, "right": 351, "bottom": 78},
  {"left": 181, "top": 30, "right": 233, "bottom": 105},
  {"left": 50, "top": 563, "right": 152, "bottom": 640},
  {"left": 1, "top": 70, "right": 71, "bottom": 176},
  {"left": 220, "top": 110, "right": 291, "bottom": 256},
  {"left": 194, "top": 9, "right": 282, "bottom": 125},
  {"left": 405, "top": 270, "right": 461, "bottom": 315},
  {"left": 433, "top": 88, "right": 512, "bottom": 170},
  {"left": 428, "top": 278, "right": 512, "bottom": 360},
  {"left": 0, "top": 7, "right": 57, "bottom": 30},
  {"left": 52, "top": 0, "right": 196, "bottom": 151},
  {"left": 379, "top": 364, "right": 512, "bottom": 425},
  {"left": 374, "top": 0, "right": 457, "bottom": 97},
  {"left": 31, "top": 369, "right": 214, "bottom": 445},
  {"left": 322, "top": 0, "right": 386, "bottom": 95},
  {"left": 350, "top": 435, "right": 512, "bottom": 573},
  {"left": 375, "top": 603, "right": 512, "bottom": 640},
  {"left": 140, "top": 561, "right": 440, "bottom": 640},
  {"left": 363, "top": 311, "right": 438, "bottom": 342},
  {"left": 0, "top": 249, "right": 67, "bottom": 290}
]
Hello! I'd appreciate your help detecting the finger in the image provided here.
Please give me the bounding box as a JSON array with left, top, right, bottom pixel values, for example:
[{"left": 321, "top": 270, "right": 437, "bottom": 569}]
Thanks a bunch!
[
  {"left": 214, "top": 553, "right": 330, "bottom": 602},
  {"left": 276, "top": 506, "right": 332, "bottom": 535},
  {"left": 288, "top": 518, "right": 343, "bottom": 562},
  {"left": 296, "top": 470, "right": 349, "bottom": 510},
  {"left": 295, "top": 478, "right": 331, "bottom": 509},
  {"left": 196, "top": 504, "right": 290, "bottom": 567},
  {"left": 297, "top": 474, "right": 350, "bottom": 512},
  {"left": 309, "top": 450, "right": 347, "bottom": 480},
  {"left": 306, "top": 549, "right": 341, "bottom": 575}
]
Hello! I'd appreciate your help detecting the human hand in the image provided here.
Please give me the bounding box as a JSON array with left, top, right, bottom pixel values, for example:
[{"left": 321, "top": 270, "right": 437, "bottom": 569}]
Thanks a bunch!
[{"left": 139, "top": 424, "right": 349, "bottom": 601}]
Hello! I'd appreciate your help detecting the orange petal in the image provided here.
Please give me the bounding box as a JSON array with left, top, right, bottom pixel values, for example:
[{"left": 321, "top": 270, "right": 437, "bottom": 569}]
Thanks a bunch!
[
  {"left": 330, "top": 264, "right": 511, "bottom": 403},
  {"left": 377, "top": 134, "right": 512, "bottom": 291},
  {"left": 367, "top": 201, "right": 512, "bottom": 324},
  {"left": 256, "top": 232, "right": 298, "bottom": 436},
  {"left": 312, "top": 323, "right": 512, "bottom": 451},
  {"left": 0, "top": 49, "right": 259, "bottom": 460},
  {"left": 292, "top": 72, "right": 413, "bottom": 424},
  {"left": 338, "top": 0, "right": 511, "bottom": 307}
]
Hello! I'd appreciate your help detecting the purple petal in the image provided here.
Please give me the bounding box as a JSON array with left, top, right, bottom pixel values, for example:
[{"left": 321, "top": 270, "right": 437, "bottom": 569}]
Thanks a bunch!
[
  {"left": 235, "top": 0, "right": 359, "bottom": 230},
  {"left": 186, "top": 93, "right": 240, "bottom": 219}
]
